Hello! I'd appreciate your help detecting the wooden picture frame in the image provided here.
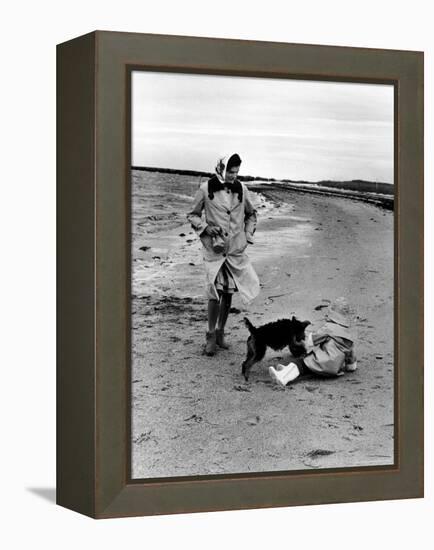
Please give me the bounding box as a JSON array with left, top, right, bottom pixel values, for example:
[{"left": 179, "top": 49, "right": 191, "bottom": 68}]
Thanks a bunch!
[{"left": 57, "top": 31, "right": 423, "bottom": 518}]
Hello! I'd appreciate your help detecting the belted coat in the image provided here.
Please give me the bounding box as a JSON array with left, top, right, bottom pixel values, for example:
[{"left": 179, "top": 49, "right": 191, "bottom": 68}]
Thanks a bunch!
[{"left": 187, "top": 177, "right": 260, "bottom": 303}]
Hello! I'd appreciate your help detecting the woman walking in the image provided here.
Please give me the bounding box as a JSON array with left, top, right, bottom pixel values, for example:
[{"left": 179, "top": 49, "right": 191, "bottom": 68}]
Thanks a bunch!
[{"left": 187, "top": 154, "right": 260, "bottom": 355}]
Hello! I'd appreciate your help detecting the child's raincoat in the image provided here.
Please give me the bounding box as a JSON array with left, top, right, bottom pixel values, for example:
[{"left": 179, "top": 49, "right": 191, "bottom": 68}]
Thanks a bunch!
[{"left": 303, "top": 311, "right": 356, "bottom": 376}]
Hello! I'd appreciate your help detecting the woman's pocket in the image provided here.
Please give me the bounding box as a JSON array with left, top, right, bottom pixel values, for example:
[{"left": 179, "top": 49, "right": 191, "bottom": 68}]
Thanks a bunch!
[{"left": 200, "top": 232, "right": 213, "bottom": 251}]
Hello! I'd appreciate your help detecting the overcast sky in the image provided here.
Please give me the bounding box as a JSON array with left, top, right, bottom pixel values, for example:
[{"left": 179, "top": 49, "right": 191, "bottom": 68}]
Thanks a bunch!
[{"left": 132, "top": 71, "right": 394, "bottom": 183}]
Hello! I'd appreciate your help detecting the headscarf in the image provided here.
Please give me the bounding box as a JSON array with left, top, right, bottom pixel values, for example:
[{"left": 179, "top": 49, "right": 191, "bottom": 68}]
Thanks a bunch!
[
  {"left": 214, "top": 156, "right": 228, "bottom": 183},
  {"left": 208, "top": 154, "right": 243, "bottom": 201}
]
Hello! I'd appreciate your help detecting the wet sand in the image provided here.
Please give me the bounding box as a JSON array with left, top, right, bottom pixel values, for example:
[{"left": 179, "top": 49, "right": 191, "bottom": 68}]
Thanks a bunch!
[{"left": 131, "top": 171, "right": 394, "bottom": 478}]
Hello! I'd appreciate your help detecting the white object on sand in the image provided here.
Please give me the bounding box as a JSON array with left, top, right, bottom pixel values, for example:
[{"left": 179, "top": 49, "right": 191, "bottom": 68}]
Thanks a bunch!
[
  {"left": 269, "top": 362, "right": 300, "bottom": 386},
  {"left": 345, "top": 361, "right": 358, "bottom": 372}
]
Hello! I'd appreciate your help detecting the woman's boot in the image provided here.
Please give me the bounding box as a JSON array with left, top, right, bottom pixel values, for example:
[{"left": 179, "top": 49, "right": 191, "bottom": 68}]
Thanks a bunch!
[
  {"left": 216, "top": 329, "right": 230, "bottom": 349},
  {"left": 205, "top": 331, "right": 217, "bottom": 356}
]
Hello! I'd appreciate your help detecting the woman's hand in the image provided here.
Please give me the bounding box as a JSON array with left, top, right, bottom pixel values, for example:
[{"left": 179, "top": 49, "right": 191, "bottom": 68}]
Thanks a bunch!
[{"left": 204, "top": 225, "right": 221, "bottom": 237}]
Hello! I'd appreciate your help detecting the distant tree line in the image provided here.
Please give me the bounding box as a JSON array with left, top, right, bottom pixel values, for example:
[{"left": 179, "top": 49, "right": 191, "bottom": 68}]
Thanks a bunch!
[{"left": 131, "top": 165, "right": 273, "bottom": 182}]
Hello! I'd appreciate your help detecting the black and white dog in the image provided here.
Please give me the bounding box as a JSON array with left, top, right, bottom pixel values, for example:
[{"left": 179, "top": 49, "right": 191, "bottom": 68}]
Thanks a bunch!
[{"left": 241, "top": 316, "right": 310, "bottom": 381}]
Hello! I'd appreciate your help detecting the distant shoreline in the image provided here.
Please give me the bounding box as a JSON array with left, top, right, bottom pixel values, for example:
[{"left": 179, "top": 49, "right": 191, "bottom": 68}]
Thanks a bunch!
[
  {"left": 248, "top": 182, "right": 394, "bottom": 211},
  {"left": 131, "top": 165, "right": 394, "bottom": 210}
]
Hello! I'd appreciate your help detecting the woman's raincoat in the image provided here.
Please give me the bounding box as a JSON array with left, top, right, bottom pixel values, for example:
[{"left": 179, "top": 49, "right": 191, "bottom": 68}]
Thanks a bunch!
[{"left": 187, "top": 175, "right": 260, "bottom": 303}]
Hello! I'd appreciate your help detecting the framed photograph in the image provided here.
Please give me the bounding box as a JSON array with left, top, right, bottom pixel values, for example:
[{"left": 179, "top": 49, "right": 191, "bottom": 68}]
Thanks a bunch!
[{"left": 57, "top": 31, "right": 423, "bottom": 518}]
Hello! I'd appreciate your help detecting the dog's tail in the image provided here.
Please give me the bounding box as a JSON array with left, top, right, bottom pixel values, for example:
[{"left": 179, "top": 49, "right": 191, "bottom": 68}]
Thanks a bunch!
[{"left": 244, "top": 317, "right": 257, "bottom": 334}]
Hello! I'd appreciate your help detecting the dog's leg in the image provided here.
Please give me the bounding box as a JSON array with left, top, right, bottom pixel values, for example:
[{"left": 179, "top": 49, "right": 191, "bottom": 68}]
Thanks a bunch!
[
  {"left": 242, "top": 338, "right": 267, "bottom": 381},
  {"left": 242, "top": 337, "right": 255, "bottom": 366},
  {"left": 241, "top": 337, "right": 257, "bottom": 381}
]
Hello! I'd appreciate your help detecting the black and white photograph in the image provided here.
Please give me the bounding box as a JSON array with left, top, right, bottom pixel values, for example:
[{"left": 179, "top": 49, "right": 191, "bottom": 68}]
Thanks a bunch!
[{"left": 130, "top": 70, "right": 394, "bottom": 479}]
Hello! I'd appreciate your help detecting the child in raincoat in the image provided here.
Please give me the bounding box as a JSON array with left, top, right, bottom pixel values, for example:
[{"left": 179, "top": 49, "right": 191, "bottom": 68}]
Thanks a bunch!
[
  {"left": 187, "top": 153, "right": 260, "bottom": 356},
  {"left": 269, "top": 306, "right": 357, "bottom": 386}
]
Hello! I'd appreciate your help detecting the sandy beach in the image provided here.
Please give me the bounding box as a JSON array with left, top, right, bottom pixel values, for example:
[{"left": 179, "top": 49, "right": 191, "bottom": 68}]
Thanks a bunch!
[{"left": 131, "top": 170, "right": 394, "bottom": 479}]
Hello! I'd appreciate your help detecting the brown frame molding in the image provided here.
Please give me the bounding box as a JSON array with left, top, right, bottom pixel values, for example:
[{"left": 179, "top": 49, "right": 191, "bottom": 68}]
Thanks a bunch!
[{"left": 57, "top": 31, "right": 423, "bottom": 518}]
